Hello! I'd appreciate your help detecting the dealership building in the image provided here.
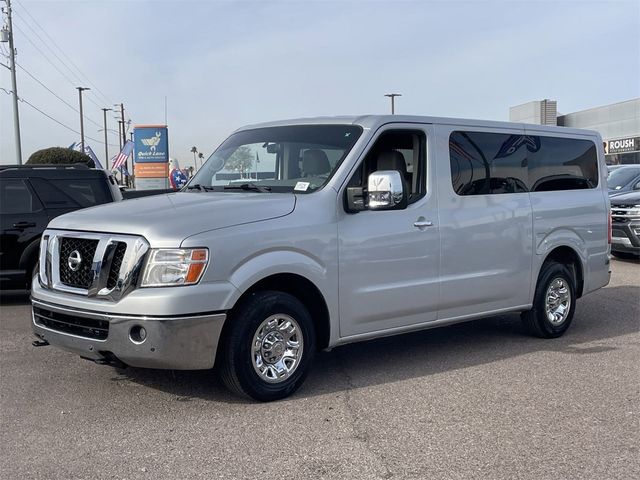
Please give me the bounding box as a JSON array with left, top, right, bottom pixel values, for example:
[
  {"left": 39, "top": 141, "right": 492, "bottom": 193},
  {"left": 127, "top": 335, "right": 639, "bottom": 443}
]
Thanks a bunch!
[{"left": 510, "top": 98, "right": 640, "bottom": 165}]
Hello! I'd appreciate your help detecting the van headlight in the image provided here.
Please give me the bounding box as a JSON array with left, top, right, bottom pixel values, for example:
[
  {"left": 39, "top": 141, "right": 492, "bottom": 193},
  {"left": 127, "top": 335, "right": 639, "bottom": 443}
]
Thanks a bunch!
[{"left": 141, "top": 248, "right": 209, "bottom": 287}]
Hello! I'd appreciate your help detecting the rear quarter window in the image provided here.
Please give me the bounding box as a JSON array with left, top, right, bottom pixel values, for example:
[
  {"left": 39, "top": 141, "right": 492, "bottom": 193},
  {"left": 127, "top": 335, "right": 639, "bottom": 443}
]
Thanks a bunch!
[
  {"left": 449, "top": 131, "right": 599, "bottom": 195},
  {"left": 0, "top": 179, "right": 42, "bottom": 214},
  {"left": 29, "top": 177, "right": 111, "bottom": 208}
]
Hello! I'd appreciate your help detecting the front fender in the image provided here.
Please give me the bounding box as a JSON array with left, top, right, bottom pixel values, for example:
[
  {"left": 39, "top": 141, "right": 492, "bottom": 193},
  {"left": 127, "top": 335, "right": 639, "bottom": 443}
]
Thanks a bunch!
[{"left": 228, "top": 248, "right": 328, "bottom": 296}]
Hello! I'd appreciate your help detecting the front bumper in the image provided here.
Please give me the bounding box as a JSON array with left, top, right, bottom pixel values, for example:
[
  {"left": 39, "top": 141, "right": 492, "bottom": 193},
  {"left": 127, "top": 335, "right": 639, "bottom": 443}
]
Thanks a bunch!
[
  {"left": 31, "top": 299, "right": 226, "bottom": 370},
  {"left": 611, "top": 223, "right": 640, "bottom": 255}
]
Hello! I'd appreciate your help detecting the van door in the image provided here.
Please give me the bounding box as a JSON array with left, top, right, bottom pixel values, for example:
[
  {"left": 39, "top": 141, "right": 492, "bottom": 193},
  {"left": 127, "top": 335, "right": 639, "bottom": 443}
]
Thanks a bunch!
[
  {"left": 437, "top": 125, "right": 533, "bottom": 319},
  {"left": 337, "top": 124, "right": 440, "bottom": 337}
]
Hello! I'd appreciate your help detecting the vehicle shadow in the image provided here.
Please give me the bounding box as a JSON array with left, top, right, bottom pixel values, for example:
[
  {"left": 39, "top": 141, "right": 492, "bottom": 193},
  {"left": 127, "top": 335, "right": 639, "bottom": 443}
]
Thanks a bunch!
[
  {"left": 111, "top": 284, "right": 640, "bottom": 403},
  {"left": 612, "top": 255, "right": 640, "bottom": 264}
]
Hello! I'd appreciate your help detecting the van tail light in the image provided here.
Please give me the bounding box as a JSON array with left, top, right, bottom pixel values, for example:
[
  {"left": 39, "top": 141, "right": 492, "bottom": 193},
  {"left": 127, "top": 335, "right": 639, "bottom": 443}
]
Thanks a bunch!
[{"left": 608, "top": 212, "right": 612, "bottom": 244}]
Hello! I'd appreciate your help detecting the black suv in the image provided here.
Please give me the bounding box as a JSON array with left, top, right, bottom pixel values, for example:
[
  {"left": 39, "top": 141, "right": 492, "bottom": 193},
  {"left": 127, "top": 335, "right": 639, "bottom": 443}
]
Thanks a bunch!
[
  {"left": 0, "top": 165, "right": 122, "bottom": 290},
  {"left": 610, "top": 191, "right": 640, "bottom": 259}
]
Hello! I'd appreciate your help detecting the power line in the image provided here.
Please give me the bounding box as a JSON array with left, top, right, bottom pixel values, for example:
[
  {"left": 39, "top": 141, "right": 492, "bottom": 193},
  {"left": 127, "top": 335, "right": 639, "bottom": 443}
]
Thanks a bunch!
[
  {"left": 13, "top": 0, "right": 114, "bottom": 106},
  {"left": 12, "top": 9, "right": 85, "bottom": 84},
  {"left": 1, "top": 88, "right": 120, "bottom": 147},
  {"left": 15, "top": 62, "right": 105, "bottom": 130},
  {"left": 11, "top": 22, "right": 77, "bottom": 87},
  {"left": 11, "top": 20, "right": 105, "bottom": 110},
  {"left": 15, "top": 61, "right": 119, "bottom": 138}
]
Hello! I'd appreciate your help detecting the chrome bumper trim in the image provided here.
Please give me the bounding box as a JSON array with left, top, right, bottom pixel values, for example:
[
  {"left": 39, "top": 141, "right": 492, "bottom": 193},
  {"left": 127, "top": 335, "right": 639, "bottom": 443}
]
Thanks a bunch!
[
  {"left": 31, "top": 299, "right": 226, "bottom": 370},
  {"left": 612, "top": 236, "right": 632, "bottom": 247}
]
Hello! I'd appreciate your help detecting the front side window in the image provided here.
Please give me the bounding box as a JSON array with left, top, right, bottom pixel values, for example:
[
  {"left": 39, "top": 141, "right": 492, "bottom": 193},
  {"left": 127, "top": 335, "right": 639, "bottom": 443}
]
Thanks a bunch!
[
  {"left": 190, "top": 125, "right": 362, "bottom": 193},
  {"left": 347, "top": 130, "right": 426, "bottom": 204}
]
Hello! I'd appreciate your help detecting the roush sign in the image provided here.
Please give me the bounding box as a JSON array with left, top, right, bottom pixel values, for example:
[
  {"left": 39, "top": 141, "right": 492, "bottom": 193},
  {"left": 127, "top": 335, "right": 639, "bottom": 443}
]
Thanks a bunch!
[{"left": 606, "top": 137, "right": 640, "bottom": 154}]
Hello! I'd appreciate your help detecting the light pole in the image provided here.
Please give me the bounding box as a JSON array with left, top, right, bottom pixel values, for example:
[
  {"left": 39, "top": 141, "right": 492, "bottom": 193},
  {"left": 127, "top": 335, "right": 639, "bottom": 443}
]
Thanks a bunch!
[
  {"left": 3, "top": 0, "right": 22, "bottom": 164},
  {"left": 101, "top": 108, "right": 111, "bottom": 169},
  {"left": 384, "top": 93, "right": 402, "bottom": 114},
  {"left": 76, "top": 87, "right": 90, "bottom": 152}
]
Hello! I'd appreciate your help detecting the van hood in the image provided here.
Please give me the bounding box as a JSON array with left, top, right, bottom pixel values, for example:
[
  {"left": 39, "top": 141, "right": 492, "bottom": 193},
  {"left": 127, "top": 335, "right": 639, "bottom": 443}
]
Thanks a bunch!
[{"left": 48, "top": 192, "right": 296, "bottom": 247}]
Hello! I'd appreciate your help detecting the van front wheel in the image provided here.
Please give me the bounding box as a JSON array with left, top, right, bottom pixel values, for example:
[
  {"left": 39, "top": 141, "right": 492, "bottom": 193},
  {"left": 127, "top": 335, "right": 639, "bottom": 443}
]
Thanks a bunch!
[
  {"left": 220, "top": 291, "right": 315, "bottom": 401},
  {"left": 522, "top": 261, "right": 576, "bottom": 338}
]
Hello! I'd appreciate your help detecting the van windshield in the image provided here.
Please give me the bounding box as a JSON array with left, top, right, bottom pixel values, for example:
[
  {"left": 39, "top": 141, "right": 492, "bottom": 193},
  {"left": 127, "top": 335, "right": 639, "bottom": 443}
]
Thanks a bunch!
[{"left": 188, "top": 125, "right": 363, "bottom": 193}]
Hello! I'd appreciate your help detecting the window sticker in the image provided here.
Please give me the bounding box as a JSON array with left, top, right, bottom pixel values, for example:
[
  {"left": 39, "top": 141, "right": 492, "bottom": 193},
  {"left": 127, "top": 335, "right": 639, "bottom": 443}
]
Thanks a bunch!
[{"left": 294, "top": 181, "right": 310, "bottom": 191}]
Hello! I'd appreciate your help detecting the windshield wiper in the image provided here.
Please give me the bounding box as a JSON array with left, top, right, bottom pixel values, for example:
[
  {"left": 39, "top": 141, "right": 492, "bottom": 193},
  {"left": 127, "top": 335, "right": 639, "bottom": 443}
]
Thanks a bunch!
[
  {"left": 223, "top": 183, "right": 271, "bottom": 193},
  {"left": 185, "top": 184, "right": 214, "bottom": 191}
]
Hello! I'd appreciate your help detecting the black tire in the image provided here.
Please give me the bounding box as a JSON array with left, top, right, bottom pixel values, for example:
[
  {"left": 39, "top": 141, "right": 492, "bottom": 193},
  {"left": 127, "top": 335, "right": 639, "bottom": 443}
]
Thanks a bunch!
[
  {"left": 521, "top": 261, "right": 576, "bottom": 338},
  {"left": 220, "top": 291, "right": 316, "bottom": 401}
]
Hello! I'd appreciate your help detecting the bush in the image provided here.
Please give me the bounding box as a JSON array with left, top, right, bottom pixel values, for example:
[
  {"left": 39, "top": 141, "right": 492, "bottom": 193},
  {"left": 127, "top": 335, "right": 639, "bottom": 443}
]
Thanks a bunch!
[{"left": 27, "top": 147, "right": 95, "bottom": 168}]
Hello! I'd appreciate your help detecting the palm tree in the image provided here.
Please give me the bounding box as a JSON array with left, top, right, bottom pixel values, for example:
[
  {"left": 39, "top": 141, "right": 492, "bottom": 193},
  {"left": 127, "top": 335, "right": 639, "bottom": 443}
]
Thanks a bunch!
[{"left": 190, "top": 146, "right": 198, "bottom": 170}]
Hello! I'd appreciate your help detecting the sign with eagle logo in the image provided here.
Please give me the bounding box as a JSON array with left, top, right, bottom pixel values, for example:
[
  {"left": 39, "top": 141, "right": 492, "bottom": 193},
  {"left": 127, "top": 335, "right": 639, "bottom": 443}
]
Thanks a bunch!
[
  {"left": 134, "top": 125, "right": 169, "bottom": 163},
  {"left": 134, "top": 125, "right": 170, "bottom": 190}
]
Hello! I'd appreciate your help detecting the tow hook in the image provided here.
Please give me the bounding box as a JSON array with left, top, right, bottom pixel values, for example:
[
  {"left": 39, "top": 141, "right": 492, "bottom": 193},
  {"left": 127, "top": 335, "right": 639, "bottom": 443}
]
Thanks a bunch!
[{"left": 32, "top": 340, "right": 49, "bottom": 347}]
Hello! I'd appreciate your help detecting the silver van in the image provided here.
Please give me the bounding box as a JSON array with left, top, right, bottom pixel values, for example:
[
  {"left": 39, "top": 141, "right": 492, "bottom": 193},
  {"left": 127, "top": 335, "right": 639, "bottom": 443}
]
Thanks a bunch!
[{"left": 31, "top": 115, "right": 611, "bottom": 401}]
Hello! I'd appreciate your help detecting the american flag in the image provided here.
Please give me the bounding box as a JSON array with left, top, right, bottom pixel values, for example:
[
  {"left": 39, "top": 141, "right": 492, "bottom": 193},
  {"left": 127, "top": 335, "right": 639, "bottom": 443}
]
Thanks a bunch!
[{"left": 112, "top": 140, "right": 134, "bottom": 170}]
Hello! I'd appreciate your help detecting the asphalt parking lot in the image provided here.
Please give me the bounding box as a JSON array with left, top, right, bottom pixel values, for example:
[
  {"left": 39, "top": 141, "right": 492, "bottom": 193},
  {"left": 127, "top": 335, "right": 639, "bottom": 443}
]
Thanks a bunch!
[{"left": 1, "top": 258, "right": 638, "bottom": 480}]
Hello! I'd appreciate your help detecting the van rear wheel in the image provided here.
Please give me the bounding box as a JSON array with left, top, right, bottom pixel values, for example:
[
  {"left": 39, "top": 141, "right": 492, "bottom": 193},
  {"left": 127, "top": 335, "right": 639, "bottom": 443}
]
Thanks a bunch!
[
  {"left": 220, "top": 291, "right": 315, "bottom": 401},
  {"left": 522, "top": 261, "right": 576, "bottom": 338}
]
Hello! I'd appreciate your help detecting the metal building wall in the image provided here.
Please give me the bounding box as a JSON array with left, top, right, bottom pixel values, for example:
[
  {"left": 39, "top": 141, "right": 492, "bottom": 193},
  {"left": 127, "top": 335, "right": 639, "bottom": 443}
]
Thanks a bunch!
[{"left": 557, "top": 98, "right": 640, "bottom": 140}]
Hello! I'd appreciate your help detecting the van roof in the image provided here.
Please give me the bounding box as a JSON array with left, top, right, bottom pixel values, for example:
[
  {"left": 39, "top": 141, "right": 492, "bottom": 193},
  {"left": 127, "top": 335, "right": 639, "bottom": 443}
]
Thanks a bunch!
[{"left": 236, "top": 114, "right": 601, "bottom": 139}]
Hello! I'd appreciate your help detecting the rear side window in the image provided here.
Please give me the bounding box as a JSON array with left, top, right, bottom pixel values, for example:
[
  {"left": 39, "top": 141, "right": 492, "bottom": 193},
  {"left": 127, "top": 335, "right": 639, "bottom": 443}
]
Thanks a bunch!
[
  {"left": 528, "top": 136, "right": 598, "bottom": 191},
  {"left": 0, "top": 179, "right": 42, "bottom": 214},
  {"left": 449, "top": 131, "right": 528, "bottom": 195},
  {"left": 29, "top": 177, "right": 111, "bottom": 208},
  {"left": 449, "top": 131, "right": 598, "bottom": 195}
]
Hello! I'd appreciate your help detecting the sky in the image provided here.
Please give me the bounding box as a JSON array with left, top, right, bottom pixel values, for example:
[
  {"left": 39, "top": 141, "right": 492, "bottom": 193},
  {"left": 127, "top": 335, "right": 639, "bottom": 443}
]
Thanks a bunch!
[{"left": 1, "top": 0, "right": 639, "bottom": 169}]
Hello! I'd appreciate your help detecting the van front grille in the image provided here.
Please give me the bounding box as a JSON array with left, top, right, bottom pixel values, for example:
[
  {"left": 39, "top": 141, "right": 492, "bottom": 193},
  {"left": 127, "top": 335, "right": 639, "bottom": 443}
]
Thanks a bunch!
[
  {"left": 40, "top": 229, "right": 149, "bottom": 301},
  {"left": 59, "top": 238, "right": 99, "bottom": 288},
  {"left": 107, "top": 242, "right": 128, "bottom": 289}
]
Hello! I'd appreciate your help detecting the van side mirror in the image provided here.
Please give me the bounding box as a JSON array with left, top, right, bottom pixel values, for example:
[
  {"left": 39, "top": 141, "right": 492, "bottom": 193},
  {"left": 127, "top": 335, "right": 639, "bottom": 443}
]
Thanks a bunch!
[
  {"left": 634, "top": 181, "right": 640, "bottom": 190},
  {"left": 368, "top": 170, "right": 407, "bottom": 210}
]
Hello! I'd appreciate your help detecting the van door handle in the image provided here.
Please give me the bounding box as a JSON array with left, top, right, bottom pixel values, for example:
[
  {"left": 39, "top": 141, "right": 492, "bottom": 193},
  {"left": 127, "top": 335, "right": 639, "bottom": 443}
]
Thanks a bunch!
[
  {"left": 413, "top": 220, "right": 433, "bottom": 229},
  {"left": 12, "top": 222, "right": 36, "bottom": 229}
]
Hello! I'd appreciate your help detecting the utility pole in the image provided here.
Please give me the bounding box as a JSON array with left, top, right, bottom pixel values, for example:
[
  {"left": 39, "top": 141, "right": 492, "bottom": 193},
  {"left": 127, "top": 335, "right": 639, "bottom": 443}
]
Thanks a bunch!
[
  {"left": 384, "top": 93, "right": 402, "bottom": 114},
  {"left": 118, "top": 103, "right": 125, "bottom": 146},
  {"left": 101, "top": 108, "right": 111, "bottom": 169},
  {"left": 129, "top": 131, "right": 134, "bottom": 189},
  {"left": 117, "top": 103, "right": 127, "bottom": 178},
  {"left": 3, "top": 0, "right": 22, "bottom": 164},
  {"left": 76, "top": 87, "right": 90, "bottom": 152},
  {"left": 117, "top": 120, "right": 123, "bottom": 150}
]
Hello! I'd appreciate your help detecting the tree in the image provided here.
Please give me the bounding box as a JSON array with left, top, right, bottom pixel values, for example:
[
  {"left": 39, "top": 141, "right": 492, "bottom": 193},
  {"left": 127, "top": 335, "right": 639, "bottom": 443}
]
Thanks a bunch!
[
  {"left": 27, "top": 147, "right": 95, "bottom": 168},
  {"left": 225, "top": 146, "right": 253, "bottom": 178}
]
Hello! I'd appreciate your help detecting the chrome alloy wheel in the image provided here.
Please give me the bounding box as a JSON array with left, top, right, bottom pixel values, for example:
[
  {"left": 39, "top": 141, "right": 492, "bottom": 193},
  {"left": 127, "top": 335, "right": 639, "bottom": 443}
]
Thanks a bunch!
[
  {"left": 251, "top": 314, "right": 304, "bottom": 383},
  {"left": 545, "top": 277, "right": 571, "bottom": 325}
]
